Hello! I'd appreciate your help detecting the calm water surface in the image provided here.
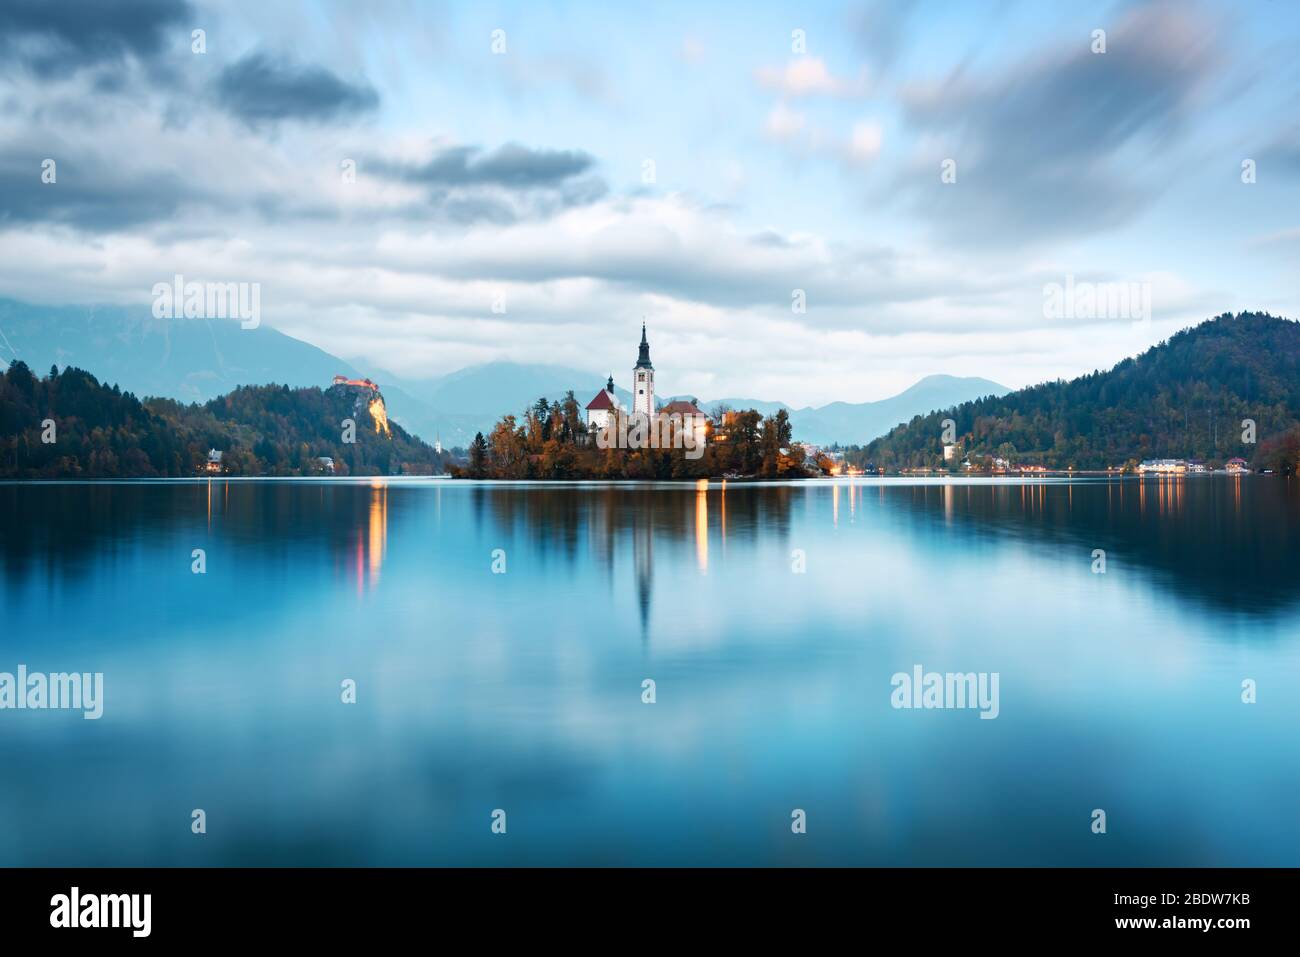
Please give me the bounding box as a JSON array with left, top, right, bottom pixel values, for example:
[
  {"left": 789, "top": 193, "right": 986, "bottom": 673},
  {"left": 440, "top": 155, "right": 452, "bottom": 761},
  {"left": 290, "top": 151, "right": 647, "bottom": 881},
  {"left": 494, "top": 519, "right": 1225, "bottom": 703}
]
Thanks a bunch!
[{"left": 1, "top": 476, "right": 1298, "bottom": 866}]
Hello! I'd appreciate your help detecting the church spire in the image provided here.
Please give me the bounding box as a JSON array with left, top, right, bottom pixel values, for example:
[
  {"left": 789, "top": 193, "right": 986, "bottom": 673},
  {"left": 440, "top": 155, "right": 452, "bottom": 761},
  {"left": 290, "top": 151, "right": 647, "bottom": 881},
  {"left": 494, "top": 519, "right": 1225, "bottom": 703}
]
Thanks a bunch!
[{"left": 635, "top": 321, "right": 653, "bottom": 369}]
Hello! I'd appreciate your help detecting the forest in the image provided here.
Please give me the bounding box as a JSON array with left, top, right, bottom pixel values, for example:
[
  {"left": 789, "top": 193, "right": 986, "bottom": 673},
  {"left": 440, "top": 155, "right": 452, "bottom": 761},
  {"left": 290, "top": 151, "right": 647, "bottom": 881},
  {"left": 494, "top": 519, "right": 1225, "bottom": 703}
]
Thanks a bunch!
[
  {"left": 853, "top": 313, "right": 1300, "bottom": 474},
  {"left": 0, "top": 361, "right": 442, "bottom": 478}
]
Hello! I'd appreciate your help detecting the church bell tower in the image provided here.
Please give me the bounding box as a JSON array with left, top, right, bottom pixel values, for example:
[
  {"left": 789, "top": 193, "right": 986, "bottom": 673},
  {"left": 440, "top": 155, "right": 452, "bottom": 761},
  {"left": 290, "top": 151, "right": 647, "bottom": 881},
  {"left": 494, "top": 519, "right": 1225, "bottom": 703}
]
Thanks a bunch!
[{"left": 633, "top": 322, "right": 654, "bottom": 416}]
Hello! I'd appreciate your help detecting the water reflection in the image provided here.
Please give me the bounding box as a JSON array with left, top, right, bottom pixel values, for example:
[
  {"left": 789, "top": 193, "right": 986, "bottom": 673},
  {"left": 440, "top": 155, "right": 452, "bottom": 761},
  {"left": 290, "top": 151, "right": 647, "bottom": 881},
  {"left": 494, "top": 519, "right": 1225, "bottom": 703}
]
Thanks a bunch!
[
  {"left": 3, "top": 476, "right": 1297, "bottom": 624},
  {"left": 694, "top": 480, "right": 708, "bottom": 574},
  {"left": 848, "top": 476, "right": 1299, "bottom": 617},
  {"left": 1, "top": 476, "right": 1298, "bottom": 866},
  {"left": 363, "top": 480, "right": 388, "bottom": 591}
]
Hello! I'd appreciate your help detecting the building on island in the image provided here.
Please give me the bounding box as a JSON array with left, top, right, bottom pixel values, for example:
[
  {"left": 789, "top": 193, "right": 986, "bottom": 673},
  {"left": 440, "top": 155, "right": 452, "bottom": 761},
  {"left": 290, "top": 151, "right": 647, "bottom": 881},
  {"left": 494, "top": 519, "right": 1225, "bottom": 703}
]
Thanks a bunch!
[
  {"left": 585, "top": 375, "right": 621, "bottom": 432},
  {"left": 660, "top": 398, "right": 707, "bottom": 446},
  {"left": 583, "top": 326, "right": 708, "bottom": 452},
  {"left": 632, "top": 322, "right": 654, "bottom": 415}
]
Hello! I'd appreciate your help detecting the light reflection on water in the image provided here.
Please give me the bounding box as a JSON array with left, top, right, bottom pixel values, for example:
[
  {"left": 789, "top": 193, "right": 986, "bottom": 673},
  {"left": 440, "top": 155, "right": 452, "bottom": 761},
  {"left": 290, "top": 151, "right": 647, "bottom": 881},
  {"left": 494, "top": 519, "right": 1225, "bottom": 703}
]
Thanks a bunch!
[{"left": 0, "top": 476, "right": 1297, "bottom": 866}]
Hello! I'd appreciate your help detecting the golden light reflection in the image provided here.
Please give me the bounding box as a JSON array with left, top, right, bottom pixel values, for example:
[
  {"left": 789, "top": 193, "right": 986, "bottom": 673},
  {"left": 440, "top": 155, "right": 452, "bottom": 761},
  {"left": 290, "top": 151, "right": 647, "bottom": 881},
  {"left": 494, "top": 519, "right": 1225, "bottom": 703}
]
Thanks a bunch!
[
  {"left": 832, "top": 483, "right": 840, "bottom": 526},
  {"left": 356, "top": 480, "right": 389, "bottom": 592},
  {"left": 695, "top": 480, "right": 708, "bottom": 573}
]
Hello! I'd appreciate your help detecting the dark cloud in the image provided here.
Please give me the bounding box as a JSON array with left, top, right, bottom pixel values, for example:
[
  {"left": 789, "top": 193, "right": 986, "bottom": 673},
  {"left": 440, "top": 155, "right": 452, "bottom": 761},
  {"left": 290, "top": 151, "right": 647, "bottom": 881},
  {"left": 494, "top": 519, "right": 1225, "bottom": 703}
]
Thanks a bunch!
[
  {"left": 852, "top": 0, "right": 920, "bottom": 78},
  {"left": 0, "top": 153, "right": 199, "bottom": 232},
  {"left": 891, "top": 0, "right": 1226, "bottom": 246},
  {"left": 0, "top": 0, "right": 192, "bottom": 76},
  {"left": 370, "top": 142, "right": 606, "bottom": 224},
  {"left": 379, "top": 143, "right": 597, "bottom": 189},
  {"left": 216, "top": 51, "right": 379, "bottom": 125}
]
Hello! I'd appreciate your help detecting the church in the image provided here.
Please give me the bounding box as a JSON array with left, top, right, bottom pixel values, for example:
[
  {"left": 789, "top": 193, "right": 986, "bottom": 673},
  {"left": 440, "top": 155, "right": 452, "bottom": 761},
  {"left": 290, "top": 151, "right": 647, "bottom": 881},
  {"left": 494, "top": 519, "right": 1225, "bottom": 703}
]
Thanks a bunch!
[
  {"left": 585, "top": 324, "right": 706, "bottom": 446},
  {"left": 585, "top": 322, "right": 658, "bottom": 428}
]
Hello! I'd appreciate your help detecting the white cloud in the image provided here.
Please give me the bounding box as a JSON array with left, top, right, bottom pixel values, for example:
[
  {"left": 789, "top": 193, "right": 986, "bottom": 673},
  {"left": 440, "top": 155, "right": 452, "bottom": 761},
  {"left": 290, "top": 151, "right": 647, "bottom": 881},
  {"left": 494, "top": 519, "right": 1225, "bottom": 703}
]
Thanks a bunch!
[
  {"left": 764, "top": 102, "right": 806, "bottom": 140},
  {"left": 846, "top": 121, "right": 883, "bottom": 164},
  {"left": 755, "top": 58, "right": 867, "bottom": 98}
]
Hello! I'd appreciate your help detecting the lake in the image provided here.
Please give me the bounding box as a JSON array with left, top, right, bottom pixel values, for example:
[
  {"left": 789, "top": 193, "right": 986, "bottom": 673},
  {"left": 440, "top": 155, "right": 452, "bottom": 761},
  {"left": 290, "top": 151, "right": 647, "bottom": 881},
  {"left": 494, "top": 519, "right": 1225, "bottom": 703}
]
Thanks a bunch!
[{"left": 1, "top": 476, "right": 1297, "bottom": 866}]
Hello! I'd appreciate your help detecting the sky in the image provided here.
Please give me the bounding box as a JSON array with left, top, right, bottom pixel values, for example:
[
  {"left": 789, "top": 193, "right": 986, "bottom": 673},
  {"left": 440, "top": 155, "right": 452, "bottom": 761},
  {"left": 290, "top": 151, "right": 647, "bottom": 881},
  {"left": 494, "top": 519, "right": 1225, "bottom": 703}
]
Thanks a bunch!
[{"left": 0, "top": 0, "right": 1298, "bottom": 406}]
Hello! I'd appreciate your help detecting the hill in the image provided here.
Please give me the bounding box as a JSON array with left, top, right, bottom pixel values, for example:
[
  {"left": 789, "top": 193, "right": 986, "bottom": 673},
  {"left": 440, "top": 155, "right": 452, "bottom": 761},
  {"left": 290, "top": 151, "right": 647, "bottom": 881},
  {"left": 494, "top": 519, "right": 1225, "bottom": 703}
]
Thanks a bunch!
[
  {"left": 0, "top": 361, "right": 443, "bottom": 478},
  {"left": 0, "top": 298, "right": 446, "bottom": 444},
  {"left": 858, "top": 312, "right": 1300, "bottom": 472}
]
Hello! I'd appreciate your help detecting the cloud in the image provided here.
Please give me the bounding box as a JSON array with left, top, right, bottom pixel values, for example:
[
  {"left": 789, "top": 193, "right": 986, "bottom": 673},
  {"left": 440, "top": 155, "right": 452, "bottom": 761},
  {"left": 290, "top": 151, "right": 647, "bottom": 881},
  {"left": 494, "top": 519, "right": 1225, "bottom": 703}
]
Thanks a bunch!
[
  {"left": 0, "top": 0, "right": 1280, "bottom": 405},
  {"left": 378, "top": 143, "right": 596, "bottom": 188},
  {"left": 365, "top": 142, "right": 607, "bottom": 224},
  {"left": 755, "top": 57, "right": 867, "bottom": 98},
  {"left": 216, "top": 51, "right": 379, "bottom": 125},
  {"left": 891, "top": 0, "right": 1226, "bottom": 246},
  {"left": 851, "top": 0, "right": 919, "bottom": 79},
  {"left": 0, "top": 0, "right": 192, "bottom": 76},
  {"left": 0, "top": 151, "right": 200, "bottom": 231},
  {"left": 847, "top": 122, "right": 883, "bottom": 165},
  {"left": 763, "top": 107, "right": 882, "bottom": 168},
  {"left": 764, "top": 103, "right": 806, "bottom": 141}
]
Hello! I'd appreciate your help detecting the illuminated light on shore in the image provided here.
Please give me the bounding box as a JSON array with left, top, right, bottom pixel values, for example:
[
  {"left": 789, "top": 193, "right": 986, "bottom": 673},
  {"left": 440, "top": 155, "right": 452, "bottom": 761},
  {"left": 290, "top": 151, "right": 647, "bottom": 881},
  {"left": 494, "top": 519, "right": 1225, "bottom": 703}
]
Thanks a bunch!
[{"left": 369, "top": 396, "right": 391, "bottom": 436}]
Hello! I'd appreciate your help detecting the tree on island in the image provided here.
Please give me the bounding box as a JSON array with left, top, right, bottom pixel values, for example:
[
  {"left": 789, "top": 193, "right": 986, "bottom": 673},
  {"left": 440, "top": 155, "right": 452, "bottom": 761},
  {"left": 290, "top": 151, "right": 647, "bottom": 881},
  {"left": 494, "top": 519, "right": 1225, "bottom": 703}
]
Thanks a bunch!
[
  {"left": 450, "top": 395, "right": 811, "bottom": 480},
  {"left": 468, "top": 432, "right": 489, "bottom": 477}
]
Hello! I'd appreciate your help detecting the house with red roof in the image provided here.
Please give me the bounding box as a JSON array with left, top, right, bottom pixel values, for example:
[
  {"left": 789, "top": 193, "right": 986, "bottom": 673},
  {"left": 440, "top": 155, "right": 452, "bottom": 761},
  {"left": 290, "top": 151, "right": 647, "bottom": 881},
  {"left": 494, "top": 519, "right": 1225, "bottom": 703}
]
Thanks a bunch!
[{"left": 585, "top": 375, "right": 622, "bottom": 432}]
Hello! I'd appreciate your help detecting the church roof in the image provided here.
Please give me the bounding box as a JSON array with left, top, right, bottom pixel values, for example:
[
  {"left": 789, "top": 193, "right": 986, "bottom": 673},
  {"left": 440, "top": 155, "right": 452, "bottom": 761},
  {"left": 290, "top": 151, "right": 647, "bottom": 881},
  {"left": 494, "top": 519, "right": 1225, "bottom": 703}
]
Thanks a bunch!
[
  {"left": 585, "top": 389, "right": 618, "bottom": 411},
  {"left": 635, "top": 322, "right": 653, "bottom": 369},
  {"left": 660, "top": 399, "right": 703, "bottom": 415}
]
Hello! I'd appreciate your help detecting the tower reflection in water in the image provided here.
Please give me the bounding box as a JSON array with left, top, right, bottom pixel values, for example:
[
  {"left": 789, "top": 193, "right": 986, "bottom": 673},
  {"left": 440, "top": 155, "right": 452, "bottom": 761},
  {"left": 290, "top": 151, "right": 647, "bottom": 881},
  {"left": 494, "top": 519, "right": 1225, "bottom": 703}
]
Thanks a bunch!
[{"left": 476, "top": 481, "right": 796, "bottom": 644}]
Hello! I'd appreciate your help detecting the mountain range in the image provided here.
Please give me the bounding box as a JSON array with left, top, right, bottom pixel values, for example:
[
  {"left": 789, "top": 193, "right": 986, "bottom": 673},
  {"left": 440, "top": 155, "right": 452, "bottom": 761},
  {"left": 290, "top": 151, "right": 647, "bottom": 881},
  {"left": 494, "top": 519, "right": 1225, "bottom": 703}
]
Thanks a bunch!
[{"left": 0, "top": 298, "right": 1006, "bottom": 447}]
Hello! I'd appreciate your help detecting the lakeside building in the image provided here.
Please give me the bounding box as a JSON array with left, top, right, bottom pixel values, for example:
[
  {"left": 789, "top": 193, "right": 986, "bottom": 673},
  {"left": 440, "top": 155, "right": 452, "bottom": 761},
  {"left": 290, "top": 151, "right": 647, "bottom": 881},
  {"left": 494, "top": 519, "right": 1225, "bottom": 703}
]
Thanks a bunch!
[
  {"left": 1227, "top": 457, "right": 1249, "bottom": 474},
  {"left": 205, "top": 449, "right": 224, "bottom": 474},
  {"left": 1138, "top": 458, "right": 1188, "bottom": 474}
]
